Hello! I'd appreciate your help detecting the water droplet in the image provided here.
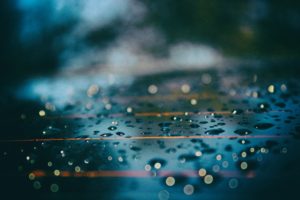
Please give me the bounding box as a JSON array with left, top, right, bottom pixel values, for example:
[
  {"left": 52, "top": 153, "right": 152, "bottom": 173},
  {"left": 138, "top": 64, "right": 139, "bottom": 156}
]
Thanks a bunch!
[
  {"left": 108, "top": 126, "right": 117, "bottom": 131},
  {"left": 254, "top": 123, "right": 274, "bottom": 130},
  {"left": 116, "top": 131, "right": 125, "bottom": 136},
  {"left": 165, "top": 148, "right": 177, "bottom": 154},
  {"left": 238, "top": 139, "right": 250, "bottom": 144},
  {"left": 234, "top": 129, "right": 252, "bottom": 135},
  {"left": 130, "top": 146, "right": 141, "bottom": 151},
  {"left": 148, "top": 158, "right": 167, "bottom": 169},
  {"left": 205, "top": 128, "right": 225, "bottom": 135},
  {"left": 190, "top": 123, "right": 200, "bottom": 128},
  {"left": 232, "top": 109, "right": 244, "bottom": 115},
  {"left": 100, "top": 133, "right": 113, "bottom": 137},
  {"left": 178, "top": 154, "right": 200, "bottom": 162},
  {"left": 225, "top": 145, "right": 232, "bottom": 151}
]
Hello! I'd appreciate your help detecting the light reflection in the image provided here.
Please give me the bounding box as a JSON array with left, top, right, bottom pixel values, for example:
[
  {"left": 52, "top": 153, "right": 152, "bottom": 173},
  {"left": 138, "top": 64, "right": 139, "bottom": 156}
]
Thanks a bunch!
[
  {"left": 165, "top": 176, "right": 175, "bottom": 186},
  {"left": 38, "top": 110, "right": 46, "bottom": 117},
  {"left": 183, "top": 184, "right": 194, "bottom": 195},
  {"left": 148, "top": 85, "right": 158, "bottom": 94},
  {"left": 198, "top": 168, "right": 207, "bottom": 177},
  {"left": 204, "top": 174, "right": 214, "bottom": 184},
  {"left": 267, "top": 85, "right": 275, "bottom": 93},
  {"left": 240, "top": 162, "right": 248, "bottom": 170},
  {"left": 228, "top": 178, "right": 239, "bottom": 189},
  {"left": 50, "top": 184, "right": 59, "bottom": 193},
  {"left": 181, "top": 84, "right": 191, "bottom": 93}
]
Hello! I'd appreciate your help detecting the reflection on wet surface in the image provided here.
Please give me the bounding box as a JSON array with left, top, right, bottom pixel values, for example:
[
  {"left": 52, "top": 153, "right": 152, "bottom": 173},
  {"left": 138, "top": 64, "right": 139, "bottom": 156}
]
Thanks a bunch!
[{"left": 1, "top": 67, "right": 300, "bottom": 200}]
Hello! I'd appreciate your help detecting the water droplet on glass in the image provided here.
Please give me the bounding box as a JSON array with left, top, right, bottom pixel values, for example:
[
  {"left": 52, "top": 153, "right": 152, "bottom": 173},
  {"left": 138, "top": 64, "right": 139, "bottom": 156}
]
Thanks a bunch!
[
  {"left": 100, "top": 133, "right": 113, "bottom": 137},
  {"left": 254, "top": 123, "right": 274, "bottom": 130},
  {"left": 116, "top": 131, "right": 125, "bottom": 136},
  {"left": 232, "top": 109, "right": 244, "bottom": 115},
  {"left": 190, "top": 123, "right": 200, "bottom": 128},
  {"left": 108, "top": 126, "right": 117, "bottom": 131},
  {"left": 205, "top": 128, "right": 225, "bottom": 135},
  {"left": 234, "top": 129, "right": 252, "bottom": 135}
]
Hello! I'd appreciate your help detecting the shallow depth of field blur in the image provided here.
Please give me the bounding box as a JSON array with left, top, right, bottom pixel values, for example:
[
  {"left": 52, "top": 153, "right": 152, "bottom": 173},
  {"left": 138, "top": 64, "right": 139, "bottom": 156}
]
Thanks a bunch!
[{"left": 0, "top": 1, "right": 300, "bottom": 200}]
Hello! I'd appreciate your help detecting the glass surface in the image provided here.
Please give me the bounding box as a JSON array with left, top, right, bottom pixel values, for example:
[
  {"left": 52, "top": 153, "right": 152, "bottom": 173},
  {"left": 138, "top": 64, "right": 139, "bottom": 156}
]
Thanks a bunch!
[{"left": 1, "top": 1, "right": 300, "bottom": 200}]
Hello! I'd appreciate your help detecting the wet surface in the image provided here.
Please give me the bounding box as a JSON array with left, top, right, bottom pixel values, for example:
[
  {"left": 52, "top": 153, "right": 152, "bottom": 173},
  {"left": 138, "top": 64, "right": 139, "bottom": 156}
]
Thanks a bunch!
[
  {"left": 1, "top": 66, "right": 300, "bottom": 200},
  {"left": 1, "top": 1, "right": 300, "bottom": 199}
]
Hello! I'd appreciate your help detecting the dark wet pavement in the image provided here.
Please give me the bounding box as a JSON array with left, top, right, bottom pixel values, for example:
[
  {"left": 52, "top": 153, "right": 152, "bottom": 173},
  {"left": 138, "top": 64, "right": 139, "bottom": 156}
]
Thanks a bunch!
[{"left": 1, "top": 66, "right": 300, "bottom": 200}]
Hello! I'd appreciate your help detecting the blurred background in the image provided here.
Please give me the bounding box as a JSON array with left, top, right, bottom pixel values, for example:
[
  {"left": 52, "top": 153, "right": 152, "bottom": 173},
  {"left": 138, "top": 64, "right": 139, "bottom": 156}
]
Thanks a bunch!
[{"left": 1, "top": 0, "right": 300, "bottom": 87}]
